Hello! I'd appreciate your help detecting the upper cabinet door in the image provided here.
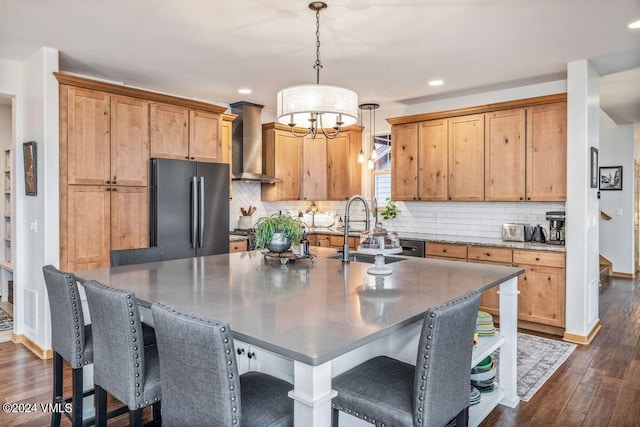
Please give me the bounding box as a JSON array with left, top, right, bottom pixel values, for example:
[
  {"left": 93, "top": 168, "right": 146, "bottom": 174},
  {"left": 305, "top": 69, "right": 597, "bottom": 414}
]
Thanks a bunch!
[
  {"left": 448, "top": 114, "right": 485, "bottom": 201},
  {"left": 391, "top": 123, "right": 419, "bottom": 201},
  {"left": 261, "top": 129, "right": 302, "bottom": 201},
  {"left": 67, "top": 88, "right": 111, "bottom": 185},
  {"left": 110, "top": 95, "right": 149, "bottom": 186},
  {"left": 327, "top": 133, "right": 351, "bottom": 200},
  {"left": 418, "top": 119, "right": 448, "bottom": 201},
  {"left": 302, "top": 136, "right": 328, "bottom": 201},
  {"left": 189, "top": 110, "right": 223, "bottom": 163},
  {"left": 526, "top": 102, "right": 567, "bottom": 201},
  {"left": 484, "top": 109, "right": 526, "bottom": 201},
  {"left": 150, "top": 102, "right": 189, "bottom": 160}
]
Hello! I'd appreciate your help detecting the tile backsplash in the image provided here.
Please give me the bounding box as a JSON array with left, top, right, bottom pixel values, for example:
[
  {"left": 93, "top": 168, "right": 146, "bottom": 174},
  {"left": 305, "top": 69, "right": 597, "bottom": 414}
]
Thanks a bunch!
[{"left": 230, "top": 182, "right": 564, "bottom": 238}]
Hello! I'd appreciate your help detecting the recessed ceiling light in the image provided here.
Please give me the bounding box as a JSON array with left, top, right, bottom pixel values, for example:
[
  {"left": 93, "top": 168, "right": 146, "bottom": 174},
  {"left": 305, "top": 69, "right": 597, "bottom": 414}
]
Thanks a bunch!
[
  {"left": 428, "top": 80, "right": 444, "bottom": 87},
  {"left": 238, "top": 88, "right": 252, "bottom": 94},
  {"left": 629, "top": 20, "right": 640, "bottom": 29}
]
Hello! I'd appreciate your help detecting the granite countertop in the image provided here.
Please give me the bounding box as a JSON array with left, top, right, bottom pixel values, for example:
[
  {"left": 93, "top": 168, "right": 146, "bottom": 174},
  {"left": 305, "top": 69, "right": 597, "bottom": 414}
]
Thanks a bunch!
[
  {"left": 75, "top": 247, "right": 522, "bottom": 365},
  {"left": 307, "top": 228, "right": 565, "bottom": 252},
  {"left": 229, "top": 235, "right": 249, "bottom": 242}
]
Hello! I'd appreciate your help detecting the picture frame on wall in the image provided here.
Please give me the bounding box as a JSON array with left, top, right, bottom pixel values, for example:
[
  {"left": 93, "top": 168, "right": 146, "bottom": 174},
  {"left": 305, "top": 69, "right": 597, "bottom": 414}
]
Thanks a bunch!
[
  {"left": 590, "top": 147, "right": 598, "bottom": 188},
  {"left": 23, "top": 141, "right": 37, "bottom": 196},
  {"left": 599, "top": 166, "right": 623, "bottom": 191}
]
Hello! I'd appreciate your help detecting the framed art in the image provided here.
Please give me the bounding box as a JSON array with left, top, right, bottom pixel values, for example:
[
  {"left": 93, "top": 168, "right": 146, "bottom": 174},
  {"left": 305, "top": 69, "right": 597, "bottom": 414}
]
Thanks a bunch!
[
  {"left": 23, "top": 141, "right": 37, "bottom": 196},
  {"left": 599, "top": 166, "right": 623, "bottom": 191},
  {"left": 590, "top": 147, "right": 598, "bottom": 188}
]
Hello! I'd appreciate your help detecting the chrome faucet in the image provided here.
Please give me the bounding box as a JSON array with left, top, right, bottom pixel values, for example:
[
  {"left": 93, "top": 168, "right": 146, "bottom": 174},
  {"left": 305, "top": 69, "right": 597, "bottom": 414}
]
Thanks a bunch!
[{"left": 343, "top": 195, "right": 371, "bottom": 263}]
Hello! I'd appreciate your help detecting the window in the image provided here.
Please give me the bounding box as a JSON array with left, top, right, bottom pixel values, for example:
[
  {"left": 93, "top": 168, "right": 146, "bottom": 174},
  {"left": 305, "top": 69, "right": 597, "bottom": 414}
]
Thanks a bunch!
[{"left": 371, "top": 134, "right": 391, "bottom": 203}]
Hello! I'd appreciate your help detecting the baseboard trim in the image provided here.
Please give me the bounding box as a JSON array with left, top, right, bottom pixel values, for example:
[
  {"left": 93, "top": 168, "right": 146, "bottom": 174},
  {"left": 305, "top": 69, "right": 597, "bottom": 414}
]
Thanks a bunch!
[
  {"left": 563, "top": 320, "right": 601, "bottom": 345},
  {"left": 610, "top": 271, "right": 634, "bottom": 279},
  {"left": 12, "top": 333, "right": 53, "bottom": 359}
]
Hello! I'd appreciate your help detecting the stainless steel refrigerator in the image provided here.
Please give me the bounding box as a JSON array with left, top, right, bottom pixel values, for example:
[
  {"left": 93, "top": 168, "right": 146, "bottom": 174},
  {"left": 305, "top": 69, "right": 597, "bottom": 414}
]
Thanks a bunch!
[{"left": 150, "top": 158, "right": 229, "bottom": 260}]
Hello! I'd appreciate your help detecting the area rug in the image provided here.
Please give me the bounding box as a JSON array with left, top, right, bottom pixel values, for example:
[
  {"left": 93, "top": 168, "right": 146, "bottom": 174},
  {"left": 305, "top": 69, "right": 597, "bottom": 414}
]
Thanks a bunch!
[
  {"left": 0, "top": 306, "right": 13, "bottom": 331},
  {"left": 491, "top": 332, "right": 576, "bottom": 402}
]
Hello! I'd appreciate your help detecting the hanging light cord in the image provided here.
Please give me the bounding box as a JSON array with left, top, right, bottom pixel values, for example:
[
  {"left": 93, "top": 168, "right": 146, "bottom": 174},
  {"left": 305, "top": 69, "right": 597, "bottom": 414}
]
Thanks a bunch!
[{"left": 314, "top": 7, "right": 322, "bottom": 85}]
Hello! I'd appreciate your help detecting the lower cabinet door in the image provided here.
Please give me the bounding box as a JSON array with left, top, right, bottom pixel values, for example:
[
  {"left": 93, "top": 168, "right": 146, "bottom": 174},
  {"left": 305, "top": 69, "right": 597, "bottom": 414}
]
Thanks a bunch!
[
  {"left": 66, "top": 185, "right": 111, "bottom": 270},
  {"left": 110, "top": 186, "right": 149, "bottom": 250},
  {"left": 516, "top": 264, "right": 565, "bottom": 327}
]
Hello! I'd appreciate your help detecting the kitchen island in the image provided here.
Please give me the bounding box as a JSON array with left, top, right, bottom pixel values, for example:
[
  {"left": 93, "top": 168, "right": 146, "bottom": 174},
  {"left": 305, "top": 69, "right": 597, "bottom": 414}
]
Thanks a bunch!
[{"left": 76, "top": 247, "right": 523, "bottom": 427}]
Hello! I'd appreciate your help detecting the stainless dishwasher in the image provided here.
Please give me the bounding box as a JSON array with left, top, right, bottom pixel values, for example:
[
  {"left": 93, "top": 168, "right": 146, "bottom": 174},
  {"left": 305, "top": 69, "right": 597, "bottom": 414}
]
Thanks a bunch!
[{"left": 399, "top": 239, "right": 425, "bottom": 257}]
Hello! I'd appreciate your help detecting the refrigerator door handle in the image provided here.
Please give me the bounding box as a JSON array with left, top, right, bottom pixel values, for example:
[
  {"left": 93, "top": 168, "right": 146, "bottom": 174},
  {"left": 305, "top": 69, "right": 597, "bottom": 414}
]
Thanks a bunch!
[
  {"left": 191, "top": 176, "right": 198, "bottom": 249},
  {"left": 198, "top": 176, "right": 205, "bottom": 248}
]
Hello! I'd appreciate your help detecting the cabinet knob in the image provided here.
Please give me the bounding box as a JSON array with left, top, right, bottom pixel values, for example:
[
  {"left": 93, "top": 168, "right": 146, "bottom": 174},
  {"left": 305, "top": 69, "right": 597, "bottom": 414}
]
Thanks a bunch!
[
  {"left": 105, "top": 188, "right": 111, "bottom": 191},
  {"left": 247, "top": 351, "right": 256, "bottom": 359},
  {"left": 106, "top": 180, "right": 111, "bottom": 184},
  {"left": 237, "top": 348, "right": 245, "bottom": 355},
  {"left": 527, "top": 197, "right": 531, "bottom": 200},
  {"left": 190, "top": 157, "right": 195, "bottom": 160},
  {"left": 519, "top": 197, "right": 523, "bottom": 200},
  {"left": 535, "top": 257, "right": 540, "bottom": 261},
  {"left": 185, "top": 156, "right": 189, "bottom": 159},
  {"left": 443, "top": 249, "right": 447, "bottom": 253},
  {"left": 112, "top": 188, "right": 117, "bottom": 192}
]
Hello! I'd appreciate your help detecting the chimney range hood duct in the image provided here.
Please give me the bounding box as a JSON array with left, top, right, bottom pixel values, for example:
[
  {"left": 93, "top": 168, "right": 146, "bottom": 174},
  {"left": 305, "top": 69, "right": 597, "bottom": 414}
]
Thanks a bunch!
[{"left": 230, "top": 101, "right": 282, "bottom": 183}]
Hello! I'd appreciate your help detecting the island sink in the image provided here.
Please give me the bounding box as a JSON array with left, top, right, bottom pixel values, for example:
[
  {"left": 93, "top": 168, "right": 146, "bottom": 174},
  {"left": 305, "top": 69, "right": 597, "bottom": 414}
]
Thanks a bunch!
[{"left": 328, "top": 253, "right": 407, "bottom": 264}]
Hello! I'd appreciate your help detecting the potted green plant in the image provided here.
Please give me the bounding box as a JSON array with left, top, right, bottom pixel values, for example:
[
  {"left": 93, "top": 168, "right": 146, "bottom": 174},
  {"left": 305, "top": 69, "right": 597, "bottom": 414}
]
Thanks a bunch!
[
  {"left": 381, "top": 198, "right": 398, "bottom": 221},
  {"left": 255, "top": 214, "right": 305, "bottom": 253}
]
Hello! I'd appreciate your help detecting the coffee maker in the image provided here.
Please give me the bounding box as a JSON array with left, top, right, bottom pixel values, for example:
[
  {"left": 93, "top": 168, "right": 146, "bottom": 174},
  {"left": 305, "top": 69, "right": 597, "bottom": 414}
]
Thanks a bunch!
[{"left": 546, "top": 211, "right": 565, "bottom": 245}]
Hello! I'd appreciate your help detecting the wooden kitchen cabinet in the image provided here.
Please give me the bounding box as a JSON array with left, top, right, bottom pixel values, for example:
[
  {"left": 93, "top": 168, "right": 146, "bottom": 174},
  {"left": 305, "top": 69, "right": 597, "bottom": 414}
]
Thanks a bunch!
[
  {"left": 391, "top": 123, "right": 418, "bottom": 200},
  {"left": 261, "top": 124, "right": 303, "bottom": 201},
  {"left": 526, "top": 102, "right": 567, "bottom": 201},
  {"left": 67, "top": 89, "right": 149, "bottom": 187},
  {"left": 302, "top": 135, "right": 328, "bottom": 200},
  {"left": 484, "top": 108, "right": 526, "bottom": 201},
  {"left": 425, "top": 242, "right": 467, "bottom": 260},
  {"left": 327, "top": 127, "right": 363, "bottom": 200},
  {"left": 189, "top": 110, "right": 224, "bottom": 163},
  {"left": 315, "top": 234, "right": 331, "bottom": 247},
  {"left": 65, "top": 185, "right": 149, "bottom": 270},
  {"left": 418, "top": 119, "right": 449, "bottom": 201},
  {"left": 66, "top": 87, "right": 111, "bottom": 186},
  {"left": 58, "top": 74, "right": 229, "bottom": 271},
  {"left": 150, "top": 104, "right": 229, "bottom": 164},
  {"left": 229, "top": 240, "right": 248, "bottom": 253},
  {"left": 516, "top": 263, "right": 565, "bottom": 328},
  {"left": 468, "top": 246, "right": 513, "bottom": 264},
  {"left": 110, "top": 95, "right": 150, "bottom": 186},
  {"left": 448, "top": 114, "right": 485, "bottom": 201},
  {"left": 150, "top": 102, "right": 189, "bottom": 160}
]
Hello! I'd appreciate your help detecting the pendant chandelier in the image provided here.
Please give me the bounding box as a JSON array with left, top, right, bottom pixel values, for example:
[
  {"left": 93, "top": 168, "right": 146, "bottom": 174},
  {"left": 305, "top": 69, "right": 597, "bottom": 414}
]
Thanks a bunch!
[
  {"left": 358, "top": 103, "right": 379, "bottom": 169},
  {"left": 276, "top": 2, "right": 358, "bottom": 139}
]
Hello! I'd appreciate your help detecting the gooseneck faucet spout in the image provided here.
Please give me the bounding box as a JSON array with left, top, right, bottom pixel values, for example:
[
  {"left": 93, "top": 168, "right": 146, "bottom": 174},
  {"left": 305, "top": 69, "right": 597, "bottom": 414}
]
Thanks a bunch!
[{"left": 343, "top": 195, "right": 370, "bottom": 263}]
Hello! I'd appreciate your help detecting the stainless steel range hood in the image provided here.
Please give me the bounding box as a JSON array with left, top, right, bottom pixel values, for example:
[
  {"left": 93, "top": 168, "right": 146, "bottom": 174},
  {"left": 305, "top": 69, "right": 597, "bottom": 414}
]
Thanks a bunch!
[{"left": 230, "top": 101, "right": 282, "bottom": 183}]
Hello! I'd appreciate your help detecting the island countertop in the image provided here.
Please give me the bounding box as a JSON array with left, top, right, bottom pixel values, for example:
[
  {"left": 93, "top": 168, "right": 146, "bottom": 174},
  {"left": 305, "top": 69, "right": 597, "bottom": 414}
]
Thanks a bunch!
[{"left": 75, "top": 247, "right": 523, "bottom": 366}]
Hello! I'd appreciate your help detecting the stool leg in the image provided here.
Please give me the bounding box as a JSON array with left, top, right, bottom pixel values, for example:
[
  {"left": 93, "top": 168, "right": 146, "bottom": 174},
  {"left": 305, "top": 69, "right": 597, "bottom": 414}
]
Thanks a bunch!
[
  {"left": 51, "top": 352, "right": 63, "bottom": 427},
  {"left": 152, "top": 401, "right": 161, "bottom": 423},
  {"left": 454, "top": 406, "right": 469, "bottom": 427},
  {"left": 332, "top": 408, "right": 340, "bottom": 427},
  {"left": 71, "top": 367, "right": 83, "bottom": 427},
  {"left": 94, "top": 385, "right": 107, "bottom": 427},
  {"left": 129, "top": 408, "right": 143, "bottom": 427}
]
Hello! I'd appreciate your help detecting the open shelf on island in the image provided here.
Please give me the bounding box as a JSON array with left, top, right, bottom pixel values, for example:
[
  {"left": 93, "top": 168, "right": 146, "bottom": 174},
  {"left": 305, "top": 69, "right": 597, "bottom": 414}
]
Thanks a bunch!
[{"left": 469, "top": 383, "right": 506, "bottom": 427}]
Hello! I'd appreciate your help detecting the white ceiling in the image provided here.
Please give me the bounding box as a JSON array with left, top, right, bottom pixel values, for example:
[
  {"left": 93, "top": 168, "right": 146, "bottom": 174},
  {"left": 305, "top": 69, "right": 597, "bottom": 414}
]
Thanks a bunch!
[{"left": 1, "top": 0, "right": 639, "bottom": 122}]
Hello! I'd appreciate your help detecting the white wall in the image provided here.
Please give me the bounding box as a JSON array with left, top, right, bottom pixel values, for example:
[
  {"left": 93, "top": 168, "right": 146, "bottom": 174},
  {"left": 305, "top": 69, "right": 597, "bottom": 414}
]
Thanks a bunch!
[
  {"left": 565, "top": 60, "right": 600, "bottom": 339},
  {"left": 598, "top": 111, "right": 635, "bottom": 274},
  {"left": 0, "top": 48, "right": 59, "bottom": 350}
]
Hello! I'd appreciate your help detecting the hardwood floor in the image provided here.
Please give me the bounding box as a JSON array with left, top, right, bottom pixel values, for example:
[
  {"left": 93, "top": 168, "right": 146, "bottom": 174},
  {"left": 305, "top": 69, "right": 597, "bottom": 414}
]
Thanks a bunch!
[{"left": 0, "top": 277, "right": 638, "bottom": 426}]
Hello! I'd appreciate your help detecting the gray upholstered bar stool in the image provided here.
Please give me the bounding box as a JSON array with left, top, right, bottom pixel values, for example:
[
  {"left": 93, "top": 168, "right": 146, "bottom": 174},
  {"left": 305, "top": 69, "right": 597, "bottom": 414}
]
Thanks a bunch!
[
  {"left": 83, "top": 280, "right": 161, "bottom": 427},
  {"left": 331, "top": 291, "right": 481, "bottom": 427},
  {"left": 110, "top": 247, "right": 164, "bottom": 267},
  {"left": 42, "top": 265, "right": 128, "bottom": 427},
  {"left": 151, "top": 302, "right": 294, "bottom": 427}
]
